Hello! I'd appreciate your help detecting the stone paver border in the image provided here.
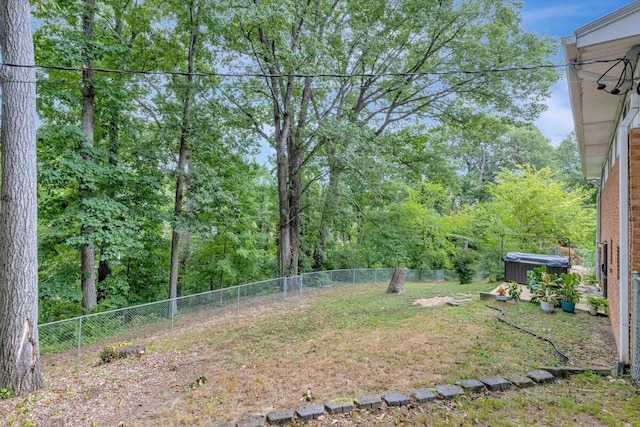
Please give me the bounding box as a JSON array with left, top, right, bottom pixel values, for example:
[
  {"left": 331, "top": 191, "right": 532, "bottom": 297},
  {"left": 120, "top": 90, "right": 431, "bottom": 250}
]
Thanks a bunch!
[{"left": 216, "top": 366, "right": 612, "bottom": 426}]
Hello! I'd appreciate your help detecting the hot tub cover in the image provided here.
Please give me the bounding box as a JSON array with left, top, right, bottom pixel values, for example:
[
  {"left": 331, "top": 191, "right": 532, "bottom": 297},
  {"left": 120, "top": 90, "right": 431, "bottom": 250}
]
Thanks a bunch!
[{"left": 502, "top": 252, "right": 571, "bottom": 268}]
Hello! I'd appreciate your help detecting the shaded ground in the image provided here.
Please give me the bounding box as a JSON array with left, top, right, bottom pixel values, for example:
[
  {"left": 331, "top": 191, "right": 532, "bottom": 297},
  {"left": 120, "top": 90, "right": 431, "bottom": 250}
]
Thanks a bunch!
[{"left": 0, "top": 282, "right": 631, "bottom": 426}]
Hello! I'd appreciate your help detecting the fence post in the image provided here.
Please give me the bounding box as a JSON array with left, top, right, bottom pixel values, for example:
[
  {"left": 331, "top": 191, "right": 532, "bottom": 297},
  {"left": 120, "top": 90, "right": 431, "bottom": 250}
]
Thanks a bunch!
[
  {"left": 299, "top": 275, "right": 303, "bottom": 296},
  {"left": 374, "top": 269, "right": 377, "bottom": 284},
  {"left": 352, "top": 269, "right": 356, "bottom": 286},
  {"left": 633, "top": 272, "right": 640, "bottom": 386},
  {"left": 171, "top": 300, "right": 175, "bottom": 330},
  {"left": 77, "top": 316, "right": 83, "bottom": 356},
  {"left": 283, "top": 276, "right": 288, "bottom": 300},
  {"left": 237, "top": 286, "right": 240, "bottom": 312}
]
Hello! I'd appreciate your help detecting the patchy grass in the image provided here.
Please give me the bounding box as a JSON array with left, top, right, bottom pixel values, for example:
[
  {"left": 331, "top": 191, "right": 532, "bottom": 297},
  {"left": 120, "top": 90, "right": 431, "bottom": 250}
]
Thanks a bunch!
[{"left": 0, "top": 280, "right": 635, "bottom": 427}]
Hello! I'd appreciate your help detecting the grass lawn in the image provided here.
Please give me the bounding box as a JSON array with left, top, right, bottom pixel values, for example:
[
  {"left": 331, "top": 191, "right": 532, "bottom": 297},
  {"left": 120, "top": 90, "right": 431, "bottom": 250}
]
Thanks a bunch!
[{"left": 1, "top": 280, "right": 639, "bottom": 426}]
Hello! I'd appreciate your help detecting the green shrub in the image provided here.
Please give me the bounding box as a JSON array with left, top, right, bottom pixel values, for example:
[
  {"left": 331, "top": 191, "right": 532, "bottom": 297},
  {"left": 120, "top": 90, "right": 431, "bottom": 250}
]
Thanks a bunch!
[{"left": 453, "top": 249, "right": 477, "bottom": 284}]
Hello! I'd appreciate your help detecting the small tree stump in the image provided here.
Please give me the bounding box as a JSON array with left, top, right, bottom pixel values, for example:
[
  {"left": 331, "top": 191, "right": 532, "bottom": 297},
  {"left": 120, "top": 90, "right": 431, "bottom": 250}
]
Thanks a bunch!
[{"left": 386, "top": 268, "right": 408, "bottom": 294}]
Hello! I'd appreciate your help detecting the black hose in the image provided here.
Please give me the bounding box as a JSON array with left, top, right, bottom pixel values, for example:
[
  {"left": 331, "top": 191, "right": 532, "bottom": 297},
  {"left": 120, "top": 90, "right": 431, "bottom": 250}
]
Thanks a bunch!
[{"left": 486, "top": 304, "right": 570, "bottom": 364}]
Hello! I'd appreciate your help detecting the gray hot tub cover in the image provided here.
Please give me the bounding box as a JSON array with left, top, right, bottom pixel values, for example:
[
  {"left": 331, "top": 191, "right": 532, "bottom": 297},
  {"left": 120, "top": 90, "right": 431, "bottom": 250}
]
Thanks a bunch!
[{"left": 502, "top": 252, "right": 571, "bottom": 268}]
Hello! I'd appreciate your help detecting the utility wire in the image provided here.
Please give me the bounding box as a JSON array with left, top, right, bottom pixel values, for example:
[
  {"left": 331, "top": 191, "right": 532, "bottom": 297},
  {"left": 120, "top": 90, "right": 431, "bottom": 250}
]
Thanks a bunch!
[{"left": 0, "top": 58, "right": 633, "bottom": 80}]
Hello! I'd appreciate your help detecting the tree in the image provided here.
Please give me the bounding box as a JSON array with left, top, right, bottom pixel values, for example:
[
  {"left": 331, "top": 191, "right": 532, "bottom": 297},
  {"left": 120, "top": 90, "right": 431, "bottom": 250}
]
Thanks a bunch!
[
  {"left": 80, "top": 0, "right": 98, "bottom": 311},
  {"left": 551, "top": 132, "right": 598, "bottom": 203},
  {"left": 221, "top": 0, "right": 558, "bottom": 275},
  {"left": 475, "top": 167, "right": 596, "bottom": 274},
  {"left": 0, "top": 0, "right": 45, "bottom": 394},
  {"left": 167, "top": 0, "right": 201, "bottom": 315},
  {"left": 450, "top": 114, "right": 554, "bottom": 202},
  {"left": 34, "top": 0, "right": 161, "bottom": 314}
]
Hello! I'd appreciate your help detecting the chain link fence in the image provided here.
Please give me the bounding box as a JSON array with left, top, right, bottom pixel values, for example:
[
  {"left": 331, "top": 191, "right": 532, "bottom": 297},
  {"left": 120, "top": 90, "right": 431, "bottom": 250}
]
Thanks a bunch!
[
  {"left": 633, "top": 272, "right": 640, "bottom": 386},
  {"left": 38, "top": 268, "right": 456, "bottom": 356}
]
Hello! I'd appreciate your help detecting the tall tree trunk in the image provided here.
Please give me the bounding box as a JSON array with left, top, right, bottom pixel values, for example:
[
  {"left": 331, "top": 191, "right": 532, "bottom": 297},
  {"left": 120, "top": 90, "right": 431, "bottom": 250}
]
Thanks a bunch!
[
  {"left": 276, "top": 131, "right": 292, "bottom": 276},
  {"left": 0, "top": 0, "right": 44, "bottom": 395},
  {"left": 80, "top": 0, "right": 97, "bottom": 311},
  {"left": 169, "top": 2, "right": 198, "bottom": 313}
]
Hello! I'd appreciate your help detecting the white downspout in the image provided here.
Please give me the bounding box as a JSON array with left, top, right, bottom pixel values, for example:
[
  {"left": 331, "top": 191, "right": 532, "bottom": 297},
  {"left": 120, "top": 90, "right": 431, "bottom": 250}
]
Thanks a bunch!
[{"left": 619, "top": 90, "right": 640, "bottom": 366}]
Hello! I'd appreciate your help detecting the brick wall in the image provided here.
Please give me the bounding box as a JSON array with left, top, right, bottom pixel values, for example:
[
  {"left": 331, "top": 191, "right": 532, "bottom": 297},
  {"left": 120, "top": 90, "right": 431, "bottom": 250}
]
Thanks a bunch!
[
  {"left": 600, "top": 157, "right": 620, "bottom": 350},
  {"left": 628, "top": 127, "right": 640, "bottom": 360},
  {"left": 602, "top": 127, "right": 640, "bottom": 361}
]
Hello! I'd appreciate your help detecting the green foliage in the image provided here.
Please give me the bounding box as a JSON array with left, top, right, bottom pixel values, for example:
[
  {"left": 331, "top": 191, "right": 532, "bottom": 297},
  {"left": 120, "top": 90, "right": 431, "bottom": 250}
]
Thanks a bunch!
[
  {"left": 452, "top": 249, "right": 477, "bottom": 284},
  {"left": 586, "top": 295, "right": 608, "bottom": 313},
  {"left": 483, "top": 167, "right": 596, "bottom": 250},
  {"left": 506, "top": 282, "right": 522, "bottom": 300},
  {"left": 29, "top": 0, "right": 567, "bottom": 321},
  {"left": 583, "top": 272, "right": 599, "bottom": 285},
  {"left": 533, "top": 272, "right": 560, "bottom": 305},
  {"left": 558, "top": 273, "right": 581, "bottom": 303},
  {"left": 0, "top": 388, "right": 15, "bottom": 399},
  {"left": 526, "top": 266, "right": 547, "bottom": 293}
]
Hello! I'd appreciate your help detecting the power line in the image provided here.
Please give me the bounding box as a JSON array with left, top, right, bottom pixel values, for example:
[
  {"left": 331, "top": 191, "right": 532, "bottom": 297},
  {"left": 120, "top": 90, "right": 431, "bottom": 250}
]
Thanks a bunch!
[{"left": 0, "top": 58, "right": 631, "bottom": 80}]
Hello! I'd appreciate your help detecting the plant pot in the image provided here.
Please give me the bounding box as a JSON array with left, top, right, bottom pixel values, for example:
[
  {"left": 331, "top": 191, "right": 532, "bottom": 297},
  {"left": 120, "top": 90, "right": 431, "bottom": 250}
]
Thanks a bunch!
[
  {"left": 496, "top": 295, "right": 508, "bottom": 301},
  {"left": 560, "top": 300, "right": 575, "bottom": 313},
  {"left": 540, "top": 301, "right": 555, "bottom": 312}
]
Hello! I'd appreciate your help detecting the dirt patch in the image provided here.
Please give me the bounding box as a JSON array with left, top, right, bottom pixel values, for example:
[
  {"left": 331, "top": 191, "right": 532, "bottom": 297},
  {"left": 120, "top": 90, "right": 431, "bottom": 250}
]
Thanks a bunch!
[{"left": 413, "top": 296, "right": 469, "bottom": 307}]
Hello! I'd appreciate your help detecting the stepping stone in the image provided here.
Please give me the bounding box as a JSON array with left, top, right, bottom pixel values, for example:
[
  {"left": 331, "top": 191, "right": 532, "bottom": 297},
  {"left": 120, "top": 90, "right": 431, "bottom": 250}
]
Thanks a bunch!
[
  {"left": 237, "top": 415, "right": 266, "bottom": 427},
  {"left": 504, "top": 374, "right": 535, "bottom": 388},
  {"left": 382, "top": 392, "right": 410, "bottom": 406},
  {"left": 542, "top": 366, "right": 613, "bottom": 378},
  {"left": 413, "top": 388, "right": 437, "bottom": 403},
  {"left": 479, "top": 376, "right": 511, "bottom": 392},
  {"left": 266, "top": 409, "right": 294, "bottom": 425},
  {"left": 527, "top": 369, "right": 555, "bottom": 384},
  {"left": 434, "top": 384, "right": 464, "bottom": 400},
  {"left": 325, "top": 401, "right": 354, "bottom": 415},
  {"left": 355, "top": 394, "right": 382, "bottom": 410},
  {"left": 296, "top": 404, "right": 325, "bottom": 421},
  {"left": 458, "top": 379, "right": 485, "bottom": 393}
]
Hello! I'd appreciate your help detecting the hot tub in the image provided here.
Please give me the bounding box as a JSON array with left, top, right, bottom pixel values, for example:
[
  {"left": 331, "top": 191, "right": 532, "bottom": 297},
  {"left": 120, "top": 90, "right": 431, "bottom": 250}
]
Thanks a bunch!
[{"left": 502, "top": 252, "right": 571, "bottom": 284}]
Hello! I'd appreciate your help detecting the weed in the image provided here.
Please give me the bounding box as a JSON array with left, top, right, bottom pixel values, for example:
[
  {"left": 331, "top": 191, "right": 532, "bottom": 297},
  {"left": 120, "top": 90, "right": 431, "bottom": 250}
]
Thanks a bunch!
[{"left": 0, "top": 388, "right": 14, "bottom": 399}]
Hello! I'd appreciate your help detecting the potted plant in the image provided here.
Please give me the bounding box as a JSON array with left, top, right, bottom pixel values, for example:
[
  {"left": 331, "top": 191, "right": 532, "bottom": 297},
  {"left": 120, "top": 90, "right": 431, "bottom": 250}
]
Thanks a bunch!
[
  {"left": 496, "top": 286, "right": 508, "bottom": 301},
  {"left": 558, "top": 273, "right": 581, "bottom": 313},
  {"left": 535, "top": 276, "right": 558, "bottom": 313},
  {"left": 586, "top": 295, "right": 608, "bottom": 316},
  {"left": 506, "top": 281, "right": 521, "bottom": 302}
]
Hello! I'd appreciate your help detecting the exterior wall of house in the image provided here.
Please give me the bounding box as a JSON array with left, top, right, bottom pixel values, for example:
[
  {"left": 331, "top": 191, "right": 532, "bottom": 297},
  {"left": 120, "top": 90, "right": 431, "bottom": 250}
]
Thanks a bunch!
[
  {"left": 628, "top": 127, "right": 640, "bottom": 359},
  {"left": 600, "top": 157, "right": 620, "bottom": 350}
]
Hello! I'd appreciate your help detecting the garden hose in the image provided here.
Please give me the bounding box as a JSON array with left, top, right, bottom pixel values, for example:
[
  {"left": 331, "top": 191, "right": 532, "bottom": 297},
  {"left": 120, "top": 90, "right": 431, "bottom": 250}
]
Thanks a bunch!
[{"left": 486, "top": 304, "right": 570, "bottom": 364}]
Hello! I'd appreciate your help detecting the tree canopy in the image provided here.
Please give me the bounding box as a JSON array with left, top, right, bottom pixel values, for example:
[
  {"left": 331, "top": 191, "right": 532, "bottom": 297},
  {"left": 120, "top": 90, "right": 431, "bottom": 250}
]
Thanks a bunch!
[{"left": 0, "top": 0, "right": 598, "bottom": 330}]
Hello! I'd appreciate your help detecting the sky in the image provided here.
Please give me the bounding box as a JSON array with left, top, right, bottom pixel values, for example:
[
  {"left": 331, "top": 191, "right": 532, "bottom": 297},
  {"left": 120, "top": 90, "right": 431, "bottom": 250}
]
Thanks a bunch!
[{"left": 520, "top": 0, "right": 634, "bottom": 145}]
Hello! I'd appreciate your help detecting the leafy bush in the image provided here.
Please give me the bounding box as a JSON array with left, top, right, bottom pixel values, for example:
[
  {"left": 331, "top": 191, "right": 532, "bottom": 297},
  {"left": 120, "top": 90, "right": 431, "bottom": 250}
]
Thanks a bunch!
[{"left": 452, "top": 249, "right": 477, "bottom": 284}]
